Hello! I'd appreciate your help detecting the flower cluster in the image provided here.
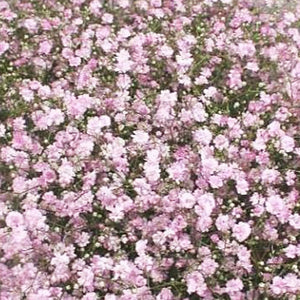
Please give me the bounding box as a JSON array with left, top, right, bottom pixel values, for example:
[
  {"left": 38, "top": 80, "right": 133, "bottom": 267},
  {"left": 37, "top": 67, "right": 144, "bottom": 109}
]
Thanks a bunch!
[{"left": 0, "top": 0, "right": 300, "bottom": 299}]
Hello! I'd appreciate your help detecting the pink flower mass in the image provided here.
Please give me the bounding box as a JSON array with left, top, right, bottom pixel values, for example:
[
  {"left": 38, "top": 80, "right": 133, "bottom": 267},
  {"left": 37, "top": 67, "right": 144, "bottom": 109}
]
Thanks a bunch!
[{"left": 0, "top": 0, "right": 300, "bottom": 299}]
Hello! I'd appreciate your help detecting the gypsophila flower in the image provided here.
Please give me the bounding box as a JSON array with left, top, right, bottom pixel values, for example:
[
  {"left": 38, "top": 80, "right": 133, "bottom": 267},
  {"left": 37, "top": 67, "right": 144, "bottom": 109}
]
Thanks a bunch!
[{"left": 0, "top": 0, "right": 300, "bottom": 299}]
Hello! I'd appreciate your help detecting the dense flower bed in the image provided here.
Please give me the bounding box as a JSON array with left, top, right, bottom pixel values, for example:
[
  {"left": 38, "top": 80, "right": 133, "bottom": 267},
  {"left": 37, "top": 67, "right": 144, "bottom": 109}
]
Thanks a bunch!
[{"left": 1, "top": 0, "right": 300, "bottom": 299}]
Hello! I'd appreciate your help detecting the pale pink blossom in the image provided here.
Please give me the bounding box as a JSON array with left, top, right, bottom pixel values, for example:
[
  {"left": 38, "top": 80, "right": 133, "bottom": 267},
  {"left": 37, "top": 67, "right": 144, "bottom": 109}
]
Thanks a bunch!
[
  {"left": 226, "top": 278, "right": 243, "bottom": 293},
  {"left": 78, "top": 267, "right": 94, "bottom": 291},
  {"left": 6, "top": 211, "right": 24, "bottom": 228},
  {"left": 179, "top": 191, "right": 196, "bottom": 209},
  {"left": 232, "top": 222, "right": 251, "bottom": 242},
  {"left": 236, "top": 178, "right": 249, "bottom": 195},
  {"left": 186, "top": 271, "right": 207, "bottom": 296},
  {"left": 216, "top": 214, "right": 231, "bottom": 232},
  {"left": 0, "top": 41, "right": 9, "bottom": 56},
  {"left": 289, "top": 213, "right": 300, "bottom": 229},
  {"left": 87, "top": 116, "right": 111, "bottom": 136},
  {"left": 38, "top": 40, "right": 52, "bottom": 55},
  {"left": 23, "top": 18, "right": 38, "bottom": 33},
  {"left": 270, "top": 276, "right": 287, "bottom": 295},
  {"left": 280, "top": 135, "right": 295, "bottom": 152},
  {"left": 156, "top": 288, "right": 173, "bottom": 300},
  {"left": 159, "top": 45, "right": 174, "bottom": 58},
  {"left": 209, "top": 175, "right": 223, "bottom": 188},
  {"left": 115, "top": 49, "right": 133, "bottom": 73},
  {"left": 194, "top": 128, "right": 212, "bottom": 145},
  {"left": 132, "top": 130, "right": 149, "bottom": 145}
]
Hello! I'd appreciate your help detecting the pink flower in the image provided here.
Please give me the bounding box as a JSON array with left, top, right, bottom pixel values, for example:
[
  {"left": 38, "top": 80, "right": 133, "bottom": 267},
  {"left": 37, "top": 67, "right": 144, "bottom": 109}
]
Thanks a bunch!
[
  {"left": 159, "top": 45, "right": 174, "bottom": 58},
  {"left": 195, "top": 75, "right": 208, "bottom": 85},
  {"left": 102, "top": 13, "right": 114, "bottom": 24},
  {"left": 51, "top": 252, "right": 70, "bottom": 266},
  {"left": 117, "top": 74, "right": 131, "bottom": 89},
  {"left": 99, "top": 115, "right": 111, "bottom": 127},
  {"left": 245, "top": 62, "right": 259, "bottom": 72},
  {"left": 192, "top": 103, "right": 207, "bottom": 122},
  {"left": 226, "top": 278, "right": 243, "bottom": 293},
  {"left": 265, "top": 195, "right": 285, "bottom": 215},
  {"left": 196, "top": 193, "right": 216, "bottom": 216},
  {"left": 289, "top": 213, "right": 300, "bottom": 229},
  {"left": 156, "top": 288, "right": 173, "bottom": 300},
  {"left": 280, "top": 135, "right": 295, "bottom": 152},
  {"left": 176, "top": 51, "right": 193, "bottom": 67},
  {"left": 20, "top": 87, "right": 34, "bottom": 102},
  {"left": 236, "top": 178, "right": 249, "bottom": 195},
  {"left": 115, "top": 49, "right": 133, "bottom": 73},
  {"left": 24, "top": 208, "right": 47, "bottom": 231},
  {"left": 284, "top": 245, "right": 299, "bottom": 259},
  {"left": 104, "top": 295, "right": 117, "bottom": 300},
  {"left": 0, "top": 41, "right": 9, "bottom": 56},
  {"left": 69, "top": 56, "right": 81, "bottom": 67},
  {"left": 6, "top": 211, "right": 24, "bottom": 228},
  {"left": 144, "top": 163, "right": 160, "bottom": 182},
  {"left": 228, "top": 67, "right": 243, "bottom": 89},
  {"left": 49, "top": 109, "right": 65, "bottom": 126},
  {"left": 214, "top": 134, "right": 229, "bottom": 150},
  {"left": 132, "top": 130, "right": 149, "bottom": 145},
  {"left": 38, "top": 40, "right": 52, "bottom": 55},
  {"left": 216, "top": 214, "right": 231, "bottom": 232},
  {"left": 186, "top": 271, "right": 207, "bottom": 296},
  {"left": 23, "top": 18, "right": 38, "bottom": 33},
  {"left": 28, "top": 289, "right": 52, "bottom": 300},
  {"left": 237, "top": 41, "right": 256, "bottom": 58},
  {"left": 146, "top": 149, "right": 160, "bottom": 162},
  {"left": 1, "top": 1, "right": 300, "bottom": 297},
  {"left": 12, "top": 176, "right": 28, "bottom": 193},
  {"left": 194, "top": 128, "right": 212, "bottom": 145},
  {"left": 82, "top": 293, "right": 98, "bottom": 300},
  {"left": 204, "top": 86, "right": 218, "bottom": 99},
  {"left": 270, "top": 276, "right": 287, "bottom": 295},
  {"left": 261, "top": 168, "right": 280, "bottom": 184},
  {"left": 78, "top": 267, "right": 94, "bottom": 291},
  {"left": 135, "top": 240, "right": 148, "bottom": 256},
  {"left": 209, "top": 175, "right": 223, "bottom": 188},
  {"left": 167, "top": 161, "right": 189, "bottom": 182},
  {"left": 200, "top": 257, "right": 218, "bottom": 276},
  {"left": 87, "top": 116, "right": 111, "bottom": 136},
  {"left": 65, "top": 93, "right": 92, "bottom": 118},
  {"left": 0, "top": 124, "right": 5, "bottom": 137},
  {"left": 75, "top": 138, "right": 94, "bottom": 158},
  {"left": 202, "top": 157, "right": 218, "bottom": 175},
  {"left": 232, "top": 222, "right": 251, "bottom": 242},
  {"left": 196, "top": 216, "right": 213, "bottom": 232},
  {"left": 179, "top": 191, "right": 196, "bottom": 209},
  {"left": 58, "top": 159, "right": 75, "bottom": 186},
  {"left": 62, "top": 48, "right": 73, "bottom": 59},
  {"left": 158, "top": 90, "right": 177, "bottom": 106},
  {"left": 284, "top": 273, "right": 300, "bottom": 294}
]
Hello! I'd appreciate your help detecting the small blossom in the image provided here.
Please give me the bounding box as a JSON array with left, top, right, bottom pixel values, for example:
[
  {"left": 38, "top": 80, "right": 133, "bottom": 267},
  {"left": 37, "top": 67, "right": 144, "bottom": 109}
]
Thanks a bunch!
[
  {"left": 232, "top": 222, "right": 251, "bottom": 242},
  {"left": 0, "top": 41, "right": 9, "bottom": 56}
]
